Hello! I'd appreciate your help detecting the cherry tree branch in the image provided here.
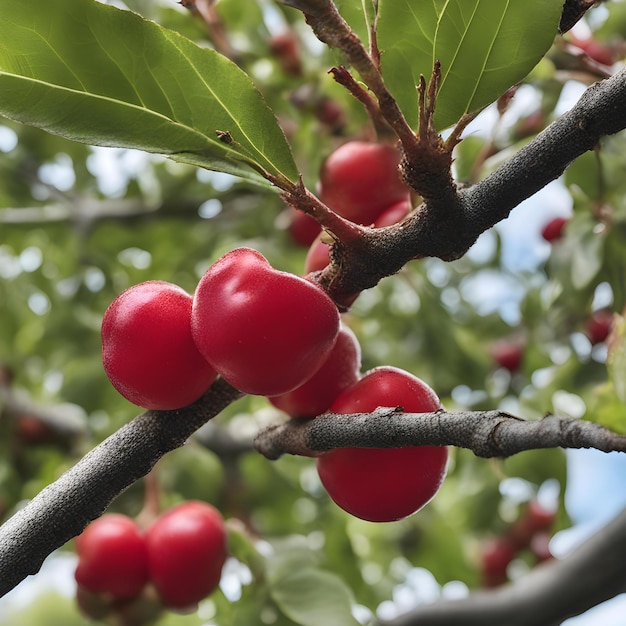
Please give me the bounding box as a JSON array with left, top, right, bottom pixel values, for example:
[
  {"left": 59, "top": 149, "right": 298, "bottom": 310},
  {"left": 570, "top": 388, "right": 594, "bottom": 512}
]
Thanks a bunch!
[
  {"left": 379, "top": 505, "right": 626, "bottom": 626},
  {"left": 254, "top": 409, "right": 626, "bottom": 460},
  {"left": 312, "top": 68, "right": 626, "bottom": 306},
  {"left": 0, "top": 377, "right": 243, "bottom": 598}
]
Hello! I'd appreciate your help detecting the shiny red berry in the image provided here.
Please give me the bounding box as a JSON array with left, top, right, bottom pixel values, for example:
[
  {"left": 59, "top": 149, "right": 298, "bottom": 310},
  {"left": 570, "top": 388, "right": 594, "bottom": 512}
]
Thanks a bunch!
[
  {"left": 191, "top": 248, "right": 340, "bottom": 396},
  {"left": 102, "top": 281, "right": 217, "bottom": 410},
  {"left": 75, "top": 514, "right": 149, "bottom": 600},
  {"left": 316, "top": 366, "right": 448, "bottom": 522},
  {"left": 145, "top": 501, "right": 227, "bottom": 610}
]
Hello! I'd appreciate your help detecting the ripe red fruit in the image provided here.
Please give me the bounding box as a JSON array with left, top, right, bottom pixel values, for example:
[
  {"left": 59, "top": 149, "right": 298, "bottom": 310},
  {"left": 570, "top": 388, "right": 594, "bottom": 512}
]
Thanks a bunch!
[
  {"left": 319, "top": 141, "right": 410, "bottom": 225},
  {"left": 541, "top": 216, "right": 568, "bottom": 242},
  {"left": 373, "top": 198, "right": 411, "bottom": 228},
  {"left": 585, "top": 309, "right": 613, "bottom": 345},
  {"left": 102, "top": 281, "right": 217, "bottom": 410},
  {"left": 145, "top": 501, "right": 227, "bottom": 610},
  {"left": 288, "top": 207, "right": 321, "bottom": 247},
  {"left": 480, "top": 536, "right": 517, "bottom": 588},
  {"left": 314, "top": 98, "right": 346, "bottom": 132},
  {"left": 75, "top": 514, "right": 149, "bottom": 600},
  {"left": 316, "top": 366, "right": 448, "bottom": 522},
  {"left": 304, "top": 235, "right": 331, "bottom": 274},
  {"left": 269, "top": 32, "right": 302, "bottom": 76},
  {"left": 192, "top": 248, "right": 340, "bottom": 396},
  {"left": 490, "top": 340, "right": 524, "bottom": 373},
  {"left": 525, "top": 500, "right": 556, "bottom": 534},
  {"left": 270, "top": 325, "right": 362, "bottom": 418},
  {"left": 508, "top": 500, "right": 556, "bottom": 549}
]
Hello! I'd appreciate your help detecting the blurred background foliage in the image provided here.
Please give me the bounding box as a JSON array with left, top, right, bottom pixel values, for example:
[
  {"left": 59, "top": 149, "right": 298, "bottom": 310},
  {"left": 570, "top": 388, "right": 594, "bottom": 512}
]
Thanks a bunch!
[{"left": 1, "top": 0, "right": 626, "bottom": 624}]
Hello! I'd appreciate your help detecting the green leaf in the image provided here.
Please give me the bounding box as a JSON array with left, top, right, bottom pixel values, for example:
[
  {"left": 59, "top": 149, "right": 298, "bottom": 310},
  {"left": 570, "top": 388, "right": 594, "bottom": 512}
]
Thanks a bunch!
[
  {"left": 335, "top": 0, "right": 376, "bottom": 45},
  {"left": 0, "top": 0, "right": 298, "bottom": 185},
  {"left": 377, "top": 0, "right": 563, "bottom": 129},
  {"left": 270, "top": 568, "right": 360, "bottom": 626}
]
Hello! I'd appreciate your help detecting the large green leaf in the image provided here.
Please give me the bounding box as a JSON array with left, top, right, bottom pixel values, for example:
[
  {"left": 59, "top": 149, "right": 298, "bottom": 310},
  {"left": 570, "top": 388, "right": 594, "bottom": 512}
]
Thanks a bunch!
[
  {"left": 0, "top": 0, "right": 298, "bottom": 185},
  {"left": 270, "top": 568, "right": 360, "bottom": 626},
  {"left": 377, "top": 0, "right": 563, "bottom": 129}
]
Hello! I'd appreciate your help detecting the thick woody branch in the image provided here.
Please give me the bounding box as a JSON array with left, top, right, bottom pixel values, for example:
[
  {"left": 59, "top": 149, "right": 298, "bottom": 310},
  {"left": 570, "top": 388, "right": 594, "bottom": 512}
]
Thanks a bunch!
[
  {"left": 254, "top": 409, "right": 626, "bottom": 460},
  {"left": 379, "top": 505, "right": 626, "bottom": 626},
  {"left": 459, "top": 67, "right": 626, "bottom": 245},
  {"left": 311, "top": 68, "right": 626, "bottom": 306},
  {"left": 0, "top": 377, "right": 243, "bottom": 598}
]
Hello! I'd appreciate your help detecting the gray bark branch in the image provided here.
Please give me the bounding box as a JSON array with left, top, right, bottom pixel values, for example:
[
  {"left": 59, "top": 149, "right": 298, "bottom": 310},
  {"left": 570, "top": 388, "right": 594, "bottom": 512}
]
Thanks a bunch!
[
  {"left": 379, "top": 505, "right": 626, "bottom": 626},
  {"left": 254, "top": 409, "right": 626, "bottom": 460},
  {"left": 0, "top": 378, "right": 243, "bottom": 598}
]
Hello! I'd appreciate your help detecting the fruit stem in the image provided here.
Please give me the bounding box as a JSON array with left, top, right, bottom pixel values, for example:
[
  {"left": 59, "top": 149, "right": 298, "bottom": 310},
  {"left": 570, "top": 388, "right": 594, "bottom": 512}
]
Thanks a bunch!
[{"left": 280, "top": 178, "right": 365, "bottom": 244}]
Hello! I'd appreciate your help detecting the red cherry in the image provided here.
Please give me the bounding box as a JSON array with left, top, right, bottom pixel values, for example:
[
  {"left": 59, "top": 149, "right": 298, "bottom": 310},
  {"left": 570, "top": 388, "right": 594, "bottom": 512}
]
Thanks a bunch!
[
  {"left": 288, "top": 208, "right": 321, "bottom": 247},
  {"left": 319, "top": 141, "right": 410, "bottom": 225},
  {"left": 314, "top": 98, "right": 346, "bottom": 132},
  {"left": 508, "top": 500, "right": 556, "bottom": 549},
  {"left": 145, "top": 501, "right": 227, "bottom": 610},
  {"left": 480, "top": 536, "right": 517, "bottom": 588},
  {"left": 192, "top": 248, "right": 340, "bottom": 396},
  {"left": 101, "top": 281, "right": 217, "bottom": 410},
  {"left": 372, "top": 198, "right": 411, "bottom": 228},
  {"left": 585, "top": 310, "right": 613, "bottom": 345},
  {"left": 316, "top": 366, "right": 448, "bottom": 522},
  {"left": 269, "top": 32, "right": 302, "bottom": 76},
  {"left": 525, "top": 500, "right": 556, "bottom": 534},
  {"left": 490, "top": 340, "right": 524, "bottom": 373},
  {"left": 15, "top": 414, "right": 56, "bottom": 445},
  {"left": 304, "top": 235, "right": 331, "bottom": 274},
  {"left": 541, "top": 217, "right": 568, "bottom": 242},
  {"left": 270, "top": 325, "right": 362, "bottom": 418},
  {"left": 75, "top": 514, "right": 149, "bottom": 600}
]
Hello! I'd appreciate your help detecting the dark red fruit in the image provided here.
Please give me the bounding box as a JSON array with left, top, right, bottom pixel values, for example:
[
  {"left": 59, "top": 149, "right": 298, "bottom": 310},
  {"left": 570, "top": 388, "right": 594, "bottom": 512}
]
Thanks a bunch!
[
  {"left": 316, "top": 366, "right": 448, "bottom": 522},
  {"left": 145, "top": 501, "right": 227, "bottom": 610},
  {"left": 373, "top": 198, "right": 411, "bottom": 228},
  {"left": 541, "top": 217, "right": 568, "bottom": 242},
  {"left": 288, "top": 207, "right": 321, "bottom": 247},
  {"left": 270, "top": 325, "right": 362, "bottom": 418},
  {"left": 319, "top": 141, "right": 410, "bottom": 225},
  {"left": 508, "top": 500, "right": 556, "bottom": 549},
  {"left": 490, "top": 340, "right": 524, "bottom": 373},
  {"left": 75, "top": 514, "right": 149, "bottom": 600},
  {"left": 102, "top": 281, "right": 217, "bottom": 410},
  {"left": 585, "top": 310, "right": 613, "bottom": 345},
  {"left": 269, "top": 32, "right": 302, "bottom": 76},
  {"left": 304, "top": 235, "right": 331, "bottom": 274},
  {"left": 480, "top": 536, "right": 517, "bottom": 588},
  {"left": 192, "top": 248, "right": 340, "bottom": 396}
]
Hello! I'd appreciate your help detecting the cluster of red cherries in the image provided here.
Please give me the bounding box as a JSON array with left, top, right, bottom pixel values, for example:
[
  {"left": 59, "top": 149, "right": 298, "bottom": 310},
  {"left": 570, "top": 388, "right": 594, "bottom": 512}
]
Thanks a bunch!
[
  {"left": 101, "top": 139, "right": 448, "bottom": 524},
  {"left": 480, "top": 499, "right": 556, "bottom": 587},
  {"left": 75, "top": 501, "right": 227, "bottom": 620}
]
